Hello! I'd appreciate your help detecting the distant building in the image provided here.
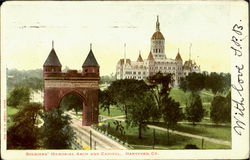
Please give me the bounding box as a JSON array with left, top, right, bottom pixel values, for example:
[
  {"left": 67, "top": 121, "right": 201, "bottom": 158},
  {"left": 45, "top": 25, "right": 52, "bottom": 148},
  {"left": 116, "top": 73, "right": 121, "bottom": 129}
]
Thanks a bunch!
[{"left": 116, "top": 16, "right": 200, "bottom": 85}]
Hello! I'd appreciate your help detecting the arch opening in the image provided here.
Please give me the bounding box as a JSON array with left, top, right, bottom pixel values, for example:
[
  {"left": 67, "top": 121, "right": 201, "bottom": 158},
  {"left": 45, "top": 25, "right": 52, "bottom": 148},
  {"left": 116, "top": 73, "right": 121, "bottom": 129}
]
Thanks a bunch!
[{"left": 58, "top": 91, "right": 87, "bottom": 125}]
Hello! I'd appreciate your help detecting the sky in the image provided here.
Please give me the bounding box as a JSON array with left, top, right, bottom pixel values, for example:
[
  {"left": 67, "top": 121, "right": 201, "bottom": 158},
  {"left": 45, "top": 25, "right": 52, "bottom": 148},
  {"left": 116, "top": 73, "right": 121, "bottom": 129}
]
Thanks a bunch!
[{"left": 1, "top": 1, "right": 237, "bottom": 76}]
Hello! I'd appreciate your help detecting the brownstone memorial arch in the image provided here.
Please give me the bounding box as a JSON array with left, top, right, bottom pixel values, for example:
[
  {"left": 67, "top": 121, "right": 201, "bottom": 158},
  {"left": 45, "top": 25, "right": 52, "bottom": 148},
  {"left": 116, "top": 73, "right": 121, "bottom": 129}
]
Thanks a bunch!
[{"left": 43, "top": 43, "right": 99, "bottom": 126}]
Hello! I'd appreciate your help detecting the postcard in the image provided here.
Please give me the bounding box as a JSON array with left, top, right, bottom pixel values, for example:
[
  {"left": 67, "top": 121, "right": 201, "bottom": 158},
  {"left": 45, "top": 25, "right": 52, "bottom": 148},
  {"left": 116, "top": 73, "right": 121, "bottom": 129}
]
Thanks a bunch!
[{"left": 1, "top": 0, "right": 249, "bottom": 159}]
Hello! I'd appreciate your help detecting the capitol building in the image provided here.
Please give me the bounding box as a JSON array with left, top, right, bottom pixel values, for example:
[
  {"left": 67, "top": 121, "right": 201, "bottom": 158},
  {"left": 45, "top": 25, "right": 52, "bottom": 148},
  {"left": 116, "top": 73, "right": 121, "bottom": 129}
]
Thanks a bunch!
[{"left": 116, "top": 16, "right": 200, "bottom": 85}]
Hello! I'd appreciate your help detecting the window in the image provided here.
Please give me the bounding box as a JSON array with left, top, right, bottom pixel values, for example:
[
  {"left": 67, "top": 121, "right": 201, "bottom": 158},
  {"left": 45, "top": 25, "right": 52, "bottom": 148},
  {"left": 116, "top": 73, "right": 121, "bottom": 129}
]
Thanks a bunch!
[
  {"left": 125, "top": 71, "right": 132, "bottom": 74},
  {"left": 133, "top": 72, "right": 136, "bottom": 75},
  {"left": 138, "top": 72, "right": 141, "bottom": 75},
  {"left": 85, "top": 69, "right": 88, "bottom": 73}
]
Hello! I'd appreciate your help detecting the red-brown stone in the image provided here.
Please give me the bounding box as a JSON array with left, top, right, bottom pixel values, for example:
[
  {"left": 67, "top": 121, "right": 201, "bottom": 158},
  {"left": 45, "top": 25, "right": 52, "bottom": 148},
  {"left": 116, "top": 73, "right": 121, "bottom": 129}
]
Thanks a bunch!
[{"left": 43, "top": 67, "right": 100, "bottom": 126}]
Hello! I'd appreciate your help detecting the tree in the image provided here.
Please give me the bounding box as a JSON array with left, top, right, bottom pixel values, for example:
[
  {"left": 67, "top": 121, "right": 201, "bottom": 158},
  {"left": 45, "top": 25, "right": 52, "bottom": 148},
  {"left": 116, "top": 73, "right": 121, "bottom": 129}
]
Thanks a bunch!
[
  {"left": 41, "top": 108, "right": 75, "bottom": 149},
  {"left": 60, "top": 94, "right": 82, "bottom": 114},
  {"left": 179, "top": 72, "right": 205, "bottom": 93},
  {"left": 161, "top": 97, "right": 183, "bottom": 144},
  {"left": 113, "top": 120, "right": 125, "bottom": 136},
  {"left": 7, "top": 103, "right": 42, "bottom": 149},
  {"left": 100, "top": 73, "right": 116, "bottom": 84},
  {"left": 185, "top": 94, "right": 205, "bottom": 125},
  {"left": 108, "top": 79, "right": 150, "bottom": 119},
  {"left": 210, "top": 91, "right": 231, "bottom": 124},
  {"left": 7, "top": 86, "right": 31, "bottom": 107},
  {"left": 127, "top": 91, "right": 156, "bottom": 139},
  {"left": 108, "top": 79, "right": 154, "bottom": 139},
  {"left": 147, "top": 72, "right": 173, "bottom": 122},
  {"left": 99, "top": 89, "right": 114, "bottom": 116}
]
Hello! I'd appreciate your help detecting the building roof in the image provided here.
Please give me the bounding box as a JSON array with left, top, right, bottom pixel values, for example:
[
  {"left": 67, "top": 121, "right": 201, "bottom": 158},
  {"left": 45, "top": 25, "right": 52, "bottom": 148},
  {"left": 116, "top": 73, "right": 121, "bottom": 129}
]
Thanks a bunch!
[
  {"left": 43, "top": 48, "right": 62, "bottom": 67},
  {"left": 82, "top": 49, "right": 99, "bottom": 67},
  {"left": 119, "top": 59, "right": 131, "bottom": 65},
  {"left": 137, "top": 54, "right": 144, "bottom": 62},
  {"left": 175, "top": 52, "right": 183, "bottom": 61},
  {"left": 151, "top": 16, "right": 164, "bottom": 40},
  {"left": 183, "top": 60, "right": 193, "bottom": 70},
  {"left": 151, "top": 31, "right": 165, "bottom": 40},
  {"left": 147, "top": 51, "right": 154, "bottom": 61}
]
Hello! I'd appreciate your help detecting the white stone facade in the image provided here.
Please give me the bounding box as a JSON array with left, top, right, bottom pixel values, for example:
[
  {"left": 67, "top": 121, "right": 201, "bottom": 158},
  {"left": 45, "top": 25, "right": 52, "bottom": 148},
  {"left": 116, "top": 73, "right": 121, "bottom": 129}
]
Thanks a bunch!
[{"left": 116, "top": 16, "right": 201, "bottom": 85}]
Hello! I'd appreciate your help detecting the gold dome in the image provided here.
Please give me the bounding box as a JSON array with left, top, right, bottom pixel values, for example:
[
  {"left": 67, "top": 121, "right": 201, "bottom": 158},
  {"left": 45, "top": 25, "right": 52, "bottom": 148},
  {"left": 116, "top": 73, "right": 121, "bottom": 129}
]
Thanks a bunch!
[{"left": 151, "top": 31, "right": 165, "bottom": 40}]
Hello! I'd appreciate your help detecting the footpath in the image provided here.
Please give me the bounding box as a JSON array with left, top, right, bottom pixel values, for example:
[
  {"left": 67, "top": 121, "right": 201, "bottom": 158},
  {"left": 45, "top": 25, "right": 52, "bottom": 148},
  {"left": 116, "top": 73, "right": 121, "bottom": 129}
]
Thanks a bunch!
[{"left": 103, "top": 116, "right": 231, "bottom": 147}]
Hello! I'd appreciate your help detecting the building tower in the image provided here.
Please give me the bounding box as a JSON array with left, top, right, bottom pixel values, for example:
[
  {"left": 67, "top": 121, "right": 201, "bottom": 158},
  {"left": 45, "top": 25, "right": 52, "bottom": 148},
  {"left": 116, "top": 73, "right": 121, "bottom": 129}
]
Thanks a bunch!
[
  {"left": 151, "top": 16, "right": 166, "bottom": 60},
  {"left": 175, "top": 48, "right": 183, "bottom": 85},
  {"left": 147, "top": 51, "right": 155, "bottom": 76},
  {"left": 82, "top": 44, "right": 100, "bottom": 77},
  {"left": 43, "top": 41, "right": 62, "bottom": 76}
]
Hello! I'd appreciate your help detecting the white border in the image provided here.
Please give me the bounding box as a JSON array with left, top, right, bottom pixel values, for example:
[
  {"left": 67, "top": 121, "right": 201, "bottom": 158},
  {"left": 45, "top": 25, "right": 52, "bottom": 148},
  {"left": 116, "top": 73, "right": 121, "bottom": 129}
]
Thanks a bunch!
[{"left": 1, "top": 1, "right": 249, "bottom": 160}]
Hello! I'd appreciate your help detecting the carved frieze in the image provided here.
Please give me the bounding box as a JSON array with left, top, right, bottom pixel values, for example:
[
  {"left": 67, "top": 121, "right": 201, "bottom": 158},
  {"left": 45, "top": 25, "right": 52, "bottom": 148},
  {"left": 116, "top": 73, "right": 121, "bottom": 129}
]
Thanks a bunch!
[{"left": 44, "top": 80, "right": 99, "bottom": 88}]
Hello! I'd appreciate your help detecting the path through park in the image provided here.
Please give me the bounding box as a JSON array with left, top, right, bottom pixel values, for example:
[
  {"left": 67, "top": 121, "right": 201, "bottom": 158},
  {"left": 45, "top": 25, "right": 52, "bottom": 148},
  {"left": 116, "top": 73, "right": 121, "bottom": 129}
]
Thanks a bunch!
[{"left": 107, "top": 116, "right": 231, "bottom": 147}]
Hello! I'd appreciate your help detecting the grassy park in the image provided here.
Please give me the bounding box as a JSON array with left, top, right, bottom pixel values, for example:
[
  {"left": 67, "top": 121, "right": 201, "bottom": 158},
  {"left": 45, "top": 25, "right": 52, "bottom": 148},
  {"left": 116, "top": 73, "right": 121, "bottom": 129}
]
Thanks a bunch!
[
  {"left": 7, "top": 106, "right": 19, "bottom": 129},
  {"left": 96, "top": 119, "right": 230, "bottom": 149},
  {"left": 7, "top": 86, "right": 231, "bottom": 150},
  {"left": 97, "top": 86, "right": 231, "bottom": 149},
  {"left": 99, "top": 105, "right": 124, "bottom": 117}
]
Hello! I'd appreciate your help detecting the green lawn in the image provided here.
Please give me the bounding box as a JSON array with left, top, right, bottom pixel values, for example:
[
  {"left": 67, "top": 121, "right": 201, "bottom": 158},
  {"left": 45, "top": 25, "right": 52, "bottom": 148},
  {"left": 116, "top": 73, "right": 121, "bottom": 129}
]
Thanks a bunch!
[
  {"left": 149, "top": 122, "right": 231, "bottom": 141},
  {"left": 203, "top": 103, "right": 211, "bottom": 117},
  {"left": 7, "top": 106, "right": 19, "bottom": 128},
  {"left": 71, "top": 105, "right": 125, "bottom": 118},
  {"left": 169, "top": 87, "right": 189, "bottom": 106},
  {"left": 96, "top": 120, "right": 230, "bottom": 149},
  {"left": 99, "top": 105, "right": 125, "bottom": 117},
  {"left": 200, "top": 91, "right": 214, "bottom": 102},
  {"left": 169, "top": 87, "right": 214, "bottom": 106}
]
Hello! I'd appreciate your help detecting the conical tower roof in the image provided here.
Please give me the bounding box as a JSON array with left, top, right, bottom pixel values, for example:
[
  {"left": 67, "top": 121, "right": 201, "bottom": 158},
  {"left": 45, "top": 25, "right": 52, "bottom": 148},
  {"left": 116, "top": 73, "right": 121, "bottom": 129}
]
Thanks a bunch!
[
  {"left": 43, "top": 48, "right": 62, "bottom": 67},
  {"left": 147, "top": 51, "right": 154, "bottom": 61},
  {"left": 82, "top": 45, "right": 99, "bottom": 67},
  {"left": 175, "top": 49, "right": 183, "bottom": 61},
  {"left": 137, "top": 53, "right": 144, "bottom": 62}
]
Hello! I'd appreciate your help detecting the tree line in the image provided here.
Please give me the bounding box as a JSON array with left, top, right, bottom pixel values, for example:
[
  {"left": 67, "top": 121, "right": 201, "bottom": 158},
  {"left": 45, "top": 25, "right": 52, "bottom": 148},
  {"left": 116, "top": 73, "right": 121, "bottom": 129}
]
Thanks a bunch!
[
  {"left": 180, "top": 72, "right": 231, "bottom": 124},
  {"left": 7, "top": 68, "right": 43, "bottom": 92}
]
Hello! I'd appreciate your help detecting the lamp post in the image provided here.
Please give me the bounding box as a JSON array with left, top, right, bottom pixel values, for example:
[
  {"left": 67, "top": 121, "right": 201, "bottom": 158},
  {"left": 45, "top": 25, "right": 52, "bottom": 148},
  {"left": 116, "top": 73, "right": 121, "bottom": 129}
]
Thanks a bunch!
[
  {"left": 89, "top": 130, "right": 92, "bottom": 150},
  {"left": 152, "top": 129, "right": 155, "bottom": 149}
]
